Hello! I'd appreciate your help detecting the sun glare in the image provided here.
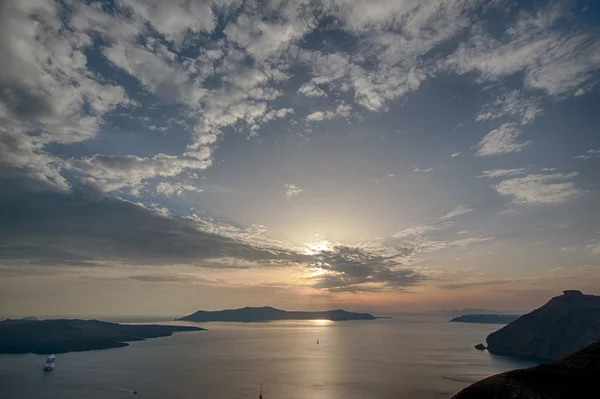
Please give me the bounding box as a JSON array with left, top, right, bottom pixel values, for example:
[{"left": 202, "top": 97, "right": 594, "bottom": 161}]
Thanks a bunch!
[
  {"left": 304, "top": 240, "right": 334, "bottom": 255},
  {"left": 311, "top": 319, "right": 332, "bottom": 326}
]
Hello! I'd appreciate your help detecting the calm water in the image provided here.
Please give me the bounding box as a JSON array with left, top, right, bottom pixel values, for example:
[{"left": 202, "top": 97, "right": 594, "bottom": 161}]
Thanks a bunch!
[{"left": 0, "top": 315, "right": 538, "bottom": 399}]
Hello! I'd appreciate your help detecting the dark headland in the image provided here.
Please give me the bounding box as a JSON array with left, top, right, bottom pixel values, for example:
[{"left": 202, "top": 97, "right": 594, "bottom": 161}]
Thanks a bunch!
[
  {"left": 450, "top": 314, "right": 521, "bottom": 324},
  {"left": 485, "top": 290, "right": 600, "bottom": 361},
  {"left": 452, "top": 340, "right": 600, "bottom": 399},
  {"left": 454, "top": 291, "right": 600, "bottom": 398},
  {"left": 0, "top": 318, "right": 204, "bottom": 354},
  {"left": 178, "top": 306, "right": 376, "bottom": 322}
]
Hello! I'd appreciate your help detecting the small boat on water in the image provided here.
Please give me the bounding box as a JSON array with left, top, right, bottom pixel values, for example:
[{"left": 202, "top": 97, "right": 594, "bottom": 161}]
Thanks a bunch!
[{"left": 44, "top": 355, "right": 55, "bottom": 372}]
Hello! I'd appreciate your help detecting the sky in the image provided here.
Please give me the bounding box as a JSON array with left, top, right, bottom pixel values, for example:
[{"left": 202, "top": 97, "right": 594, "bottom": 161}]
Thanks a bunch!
[{"left": 1, "top": 0, "right": 600, "bottom": 317}]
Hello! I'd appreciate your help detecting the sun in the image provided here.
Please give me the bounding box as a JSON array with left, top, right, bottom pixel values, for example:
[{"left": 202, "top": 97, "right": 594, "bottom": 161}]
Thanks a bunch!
[{"left": 304, "top": 240, "right": 334, "bottom": 255}]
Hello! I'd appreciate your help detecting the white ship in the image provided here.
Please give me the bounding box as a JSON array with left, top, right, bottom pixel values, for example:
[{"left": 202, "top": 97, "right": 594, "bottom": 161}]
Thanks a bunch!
[{"left": 44, "top": 355, "right": 55, "bottom": 372}]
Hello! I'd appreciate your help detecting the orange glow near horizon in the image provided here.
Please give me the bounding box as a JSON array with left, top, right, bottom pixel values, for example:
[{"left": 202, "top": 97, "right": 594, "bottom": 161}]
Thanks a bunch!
[{"left": 311, "top": 319, "right": 333, "bottom": 326}]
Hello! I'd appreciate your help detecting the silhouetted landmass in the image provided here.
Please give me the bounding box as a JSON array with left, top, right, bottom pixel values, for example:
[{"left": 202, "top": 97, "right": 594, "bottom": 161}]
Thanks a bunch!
[
  {"left": 485, "top": 290, "right": 600, "bottom": 361},
  {"left": 0, "top": 318, "right": 204, "bottom": 354},
  {"left": 428, "top": 308, "right": 502, "bottom": 316},
  {"left": 452, "top": 340, "right": 600, "bottom": 399},
  {"left": 178, "top": 306, "right": 376, "bottom": 322},
  {"left": 450, "top": 314, "right": 521, "bottom": 324}
]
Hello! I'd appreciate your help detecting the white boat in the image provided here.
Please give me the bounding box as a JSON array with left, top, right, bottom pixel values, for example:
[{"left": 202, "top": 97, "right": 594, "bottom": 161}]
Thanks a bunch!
[{"left": 44, "top": 355, "right": 55, "bottom": 371}]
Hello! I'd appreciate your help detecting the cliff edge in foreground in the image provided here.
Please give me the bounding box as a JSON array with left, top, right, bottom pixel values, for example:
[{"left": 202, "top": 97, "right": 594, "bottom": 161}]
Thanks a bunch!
[
  {"left": 452, "top": 340, "right": 600, "bottom": 399},
  {"left": 486, "top": 290, "right": 600, "bottom": 361}
]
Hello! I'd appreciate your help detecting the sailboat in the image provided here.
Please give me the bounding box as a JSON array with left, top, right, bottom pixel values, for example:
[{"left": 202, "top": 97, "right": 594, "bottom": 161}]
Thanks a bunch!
[{"left": 44, "top": 355, "right": 55, "bottom": 372}]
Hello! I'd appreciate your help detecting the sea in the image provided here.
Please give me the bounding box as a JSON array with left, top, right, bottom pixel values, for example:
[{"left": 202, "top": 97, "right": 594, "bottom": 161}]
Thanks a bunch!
[{"left": 0, "top": 314, "right": 538, "bottom": 399}]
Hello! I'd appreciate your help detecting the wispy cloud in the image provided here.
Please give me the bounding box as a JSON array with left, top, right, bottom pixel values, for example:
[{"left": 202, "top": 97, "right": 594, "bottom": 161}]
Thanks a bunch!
[
  {"left": 493, "top": 172, "right": 581, "bottom": 205},
  {"left": 476, "top": 90, "right": 542, "bottom": 125},
  {"left": 438, "top": 279, "right": 514, "bottom": 290},
  {"left": 438, "top": 206, "right": 475, "bottom": 221},
  {"left": 443, "top": 3, "right": 600, "bottom": 97},
  {"left": 298, "top": 82, "right": 327, "bottom": 97},
  {"left": 393, "top": 223, "right": 452, "bottom": 239},
  {"left": 393, "top": 206, "right": 474, "bottom": 239},
  {"left": 574, "top": 147, "right": 600, "bottom": 160},
  {"left": 285, "top": 184, "right": 304, "bottom": 199},
  {"left": 306, "top": 104, "right": 352, "bottom": 122},
  {"left": 478, "top": 168, "right": 527, "bottom": 178},
  {"left": 476, "top": 124, "right": 531, "bottom": 156},
  {"left": 413, "top": 167, "right": 434, "bottom": 173},
  {"left": 155, "top": 182, "right": 203, "bottom": 197}
]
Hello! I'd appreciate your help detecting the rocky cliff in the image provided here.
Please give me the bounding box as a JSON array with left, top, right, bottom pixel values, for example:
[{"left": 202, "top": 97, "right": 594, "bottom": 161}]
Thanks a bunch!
[
  {"left": 486, "top": 290, "right": 600, "bottom": 361},
  {"left": 452, "top": 340, "right": 600, "bottom": 399}
]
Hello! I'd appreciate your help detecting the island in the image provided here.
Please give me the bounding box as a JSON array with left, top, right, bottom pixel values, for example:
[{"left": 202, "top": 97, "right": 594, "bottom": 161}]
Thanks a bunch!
[
  {"left": 178, "top": 306, "right": 376, "bottom": 322},
  {"left": 450, "top": 314, "right": 521, "bottom": 324},
  {"left": 485, "top": 290, "right": 600, "bottom": 361},
  {"left": 0, "top": 318, "right": 204, "bottom": 354},
  {"left": 452, "top": 340, "right": 600, "bottom": 399}
]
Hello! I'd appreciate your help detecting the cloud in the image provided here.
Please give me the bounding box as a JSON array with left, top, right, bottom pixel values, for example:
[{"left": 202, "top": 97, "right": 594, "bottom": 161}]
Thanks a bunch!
[
  {"left": 285, "top": 184, "right": 304, "bottom": 199},
  {"left": 0, "top": 176, "right": 434, "bottom": 293},
  {"left": 587, "top": 243, "right": 600, "bottom": 255},
  {"left": 0, "top": 0, "right": 131, "bottom": 191},
  {"left": 476, "top": 90, "right": 542, "bottom": 125},
  {"left": 393, "top": 206, "right": 474, "bottom": 238},
  {"left": 493, "top": 172, "right": 582, "bottom": 205},
  {"left": 443, "top": 3, "right": 600, "bottom": 96},
  {"left": 393, "top": 223, "right": 452, "bottom": 239},
  {"left": 128, "top": 274, "right": 215, "bottom": 284},
  {"left": 2, "top": 0, "right": 599, "bottom": 200},
  {"left": 406, "top": 236, "right": 493, "bottom": 254},
  {"left": 309, "top": 245, "right": 424, "bottom": 293},
  {"left": 0, "top": 178, "right": 305, "bottom": 268},
  {"left": 66, "top": 153, "right": 212, "bottom": 194},
  {"left": 413, "top": 167, "right": 434, "bottom": 173},
  {"left": 306, "top": 104, "right": 352, "bottom": 122},
  {"left": 476, "top": 123, "right": 531, "bottom": 156},
  {"left": 155, "top": 182, "right": 203, "bottom": 197},
  {"left": 574, "top": 147, "right": 600, "bottom": 160},
  {"left": 450, "top": 152, "right": 462, "bottom": 158},
  {"left": 298, "top": 82, "right": 327, "bottom": 97},
  {"left": 438, "top": 205, "right": 475, "bottom": 221},
  {"left": 438, "top": 279, "right": 514, "bottom": 290},
  {"left": 477, "top": 168, "right": 527, "bottom": 178}
]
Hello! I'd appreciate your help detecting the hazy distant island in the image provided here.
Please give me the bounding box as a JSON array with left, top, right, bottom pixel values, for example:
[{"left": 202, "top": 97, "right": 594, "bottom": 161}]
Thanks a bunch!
[
  {"left": 429, "top": 308, "right": 505, "bottom": 316},
  {"left": 450, "top": 314, "right": 521, "bottom": 324},
  {"left": 453, "top": 340, "right": 600, "bottom": 399},
  {"left": 178, "top": 306, "right": 376, "bottom": 322},
  {"left": 0, "top": 318, "right": 204, "bottom": 354},
  {"left": 484, "top": 290, "right": 600, "bottom": 361}
]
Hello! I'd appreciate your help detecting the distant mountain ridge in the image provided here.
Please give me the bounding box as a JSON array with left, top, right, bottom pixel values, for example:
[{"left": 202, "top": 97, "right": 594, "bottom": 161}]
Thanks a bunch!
[
  {"left": 178, "top": 306, "right": 376, "bottom": 322},
  {"left": 450, "top": 314, "right": 521, "bottom": 324},
  {"left": 428, "top": 308, "right": 525, "bottom": 316},
  {"left": 485, "top": 290, "right": 600, "bottom": 361}
]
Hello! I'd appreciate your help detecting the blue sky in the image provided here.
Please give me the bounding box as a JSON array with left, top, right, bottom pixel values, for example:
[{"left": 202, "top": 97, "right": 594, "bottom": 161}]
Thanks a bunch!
[{"left": 1, "top": 0, "right": 600, "bottom": 316}]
